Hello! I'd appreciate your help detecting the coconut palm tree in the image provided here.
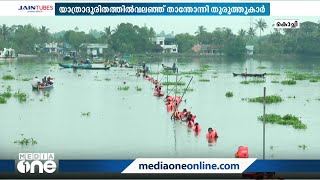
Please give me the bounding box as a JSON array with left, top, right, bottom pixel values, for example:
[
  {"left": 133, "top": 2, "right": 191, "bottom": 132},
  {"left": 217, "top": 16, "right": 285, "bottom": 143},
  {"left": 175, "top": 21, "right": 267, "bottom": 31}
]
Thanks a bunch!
[
  {"left": 195, "top": 25, "right": 207, "bottom": 44},
  {"left": 238, "top": 29, "right": 246, "bottom": 38},
  {"left": 255, "top": 18, "right": 267, "bottom": 38},
  {"left": 247, "top": 27, "right": 256, "bottom": 40}
]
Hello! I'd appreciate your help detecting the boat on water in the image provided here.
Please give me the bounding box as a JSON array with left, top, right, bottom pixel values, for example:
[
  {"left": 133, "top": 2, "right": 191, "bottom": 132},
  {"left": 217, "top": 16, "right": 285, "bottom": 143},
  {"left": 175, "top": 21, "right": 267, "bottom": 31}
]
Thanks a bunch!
[
  {"left": 59, "top": 63, "right": 110, "bottom": 70},
  {"left": 32, "top": 83, "right": 53, "bottom": 90},
  {"left": 233, "top": 73, "right": 266, "bottom": 77}
]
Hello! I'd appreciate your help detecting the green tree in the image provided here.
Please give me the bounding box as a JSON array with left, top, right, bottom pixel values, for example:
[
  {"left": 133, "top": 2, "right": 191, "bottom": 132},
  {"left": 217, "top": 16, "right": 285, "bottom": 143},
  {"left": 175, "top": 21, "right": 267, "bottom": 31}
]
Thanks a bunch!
[
  {"left": 255, "top": 19, "right": 267, "bottom": 53},
  {"left": 0, "top": 24, "right": 10, "bottom": 41},
  {"left": 175, "top": 33, "right": 196, "bottom": 53}
]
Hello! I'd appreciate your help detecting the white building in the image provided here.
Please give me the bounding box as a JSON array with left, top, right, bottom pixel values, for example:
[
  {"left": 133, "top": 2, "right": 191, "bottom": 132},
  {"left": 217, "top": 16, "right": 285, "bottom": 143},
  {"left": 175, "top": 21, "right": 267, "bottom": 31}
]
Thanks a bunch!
[
  {"left": 45, "top": 42, "right": 60, "bottom": 54},
  {"left": 246, "top": 45, "right": 254, "bottom": 55},
  {"left": 152, "top": 37, "right": 178, "bottom": 53},
  {"left": 34, "top": 42, "right": 61, "bottom": 54},
  {"left": 80, "top": 43, "right": 108, "bottom": 58},
  {"left": 0, "top": 48, "right": 16, "bottom": 58}
]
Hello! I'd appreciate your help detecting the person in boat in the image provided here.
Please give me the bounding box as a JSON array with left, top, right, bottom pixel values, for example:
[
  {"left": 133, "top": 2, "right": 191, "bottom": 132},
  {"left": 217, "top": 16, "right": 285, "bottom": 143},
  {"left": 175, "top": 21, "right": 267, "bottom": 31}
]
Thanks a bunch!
[
  {"left": 85, "top": 59, "right": 91, "bottom": 64},
  {"left": 206, "top": 128, "right": 218, "bottom": 139},
  {"left": 142, "top": 61, "right": 146, "bottom": 70},
  {"left": 47, "top": 76, "right": 54, "bottom": 85},
  {"left": 172, "top": 63, "right": 176, "bottom": 69},
  {"left": 42, "top": 75, "right": 47, "bottom": 85},
  {"left": 73, "top": 58, "right": 78, "bottom": 65},
  {"left": 244, "top": 68, "right": 247, "bottom": 75},
  {"left": 32, "top": 77, "right": 41, "bottom": 87}
]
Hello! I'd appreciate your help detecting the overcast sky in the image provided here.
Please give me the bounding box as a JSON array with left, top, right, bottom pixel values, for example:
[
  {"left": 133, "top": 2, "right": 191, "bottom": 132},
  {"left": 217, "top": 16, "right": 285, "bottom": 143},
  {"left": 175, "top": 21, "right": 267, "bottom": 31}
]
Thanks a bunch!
[{"left": 1, "top": 16, "right": 319, "bottom": 35}]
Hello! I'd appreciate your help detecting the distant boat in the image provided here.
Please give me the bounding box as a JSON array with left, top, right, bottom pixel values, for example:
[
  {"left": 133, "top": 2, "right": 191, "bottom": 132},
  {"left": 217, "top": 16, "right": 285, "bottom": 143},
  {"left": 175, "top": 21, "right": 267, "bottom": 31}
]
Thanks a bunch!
[
  {"left": 233, "top": 73, "right": 266, "bottom": 77},
  {"left": 32, "top": 83, "right": 53, "bottom": 90},
  {"left": 59, "top": 63, "right": 110, "bottom": 70}
]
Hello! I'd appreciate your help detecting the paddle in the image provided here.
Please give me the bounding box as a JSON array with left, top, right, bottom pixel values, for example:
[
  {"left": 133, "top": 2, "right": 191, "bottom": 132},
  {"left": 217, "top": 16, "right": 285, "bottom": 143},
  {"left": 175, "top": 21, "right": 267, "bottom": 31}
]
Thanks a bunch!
[
  {"left": 163, "top": 77, "right": 183, "bottom": 102},
  {"left": 170, "top": 76, "right": 193, "bottom": 120}
]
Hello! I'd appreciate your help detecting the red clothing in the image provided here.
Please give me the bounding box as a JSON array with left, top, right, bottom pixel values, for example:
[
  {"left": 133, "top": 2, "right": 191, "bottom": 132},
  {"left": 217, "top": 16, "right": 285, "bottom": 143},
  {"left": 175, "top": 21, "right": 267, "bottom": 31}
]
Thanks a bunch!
[
  {"left": 235, "top": 146, "right": 249, "bottom": 158},
  {"left": 192, "top": 125, "right": 201, "bottom": 132},
  {"left": 187, "top": 121, "right": 194, "bottom": 128},
  {"left": 206, "top": 130, "right": 218, "bottom": 139}
]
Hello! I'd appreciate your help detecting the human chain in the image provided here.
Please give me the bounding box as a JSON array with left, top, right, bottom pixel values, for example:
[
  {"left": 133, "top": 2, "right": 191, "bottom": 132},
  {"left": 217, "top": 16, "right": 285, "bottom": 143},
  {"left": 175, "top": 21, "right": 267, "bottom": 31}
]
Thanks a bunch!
[{"left": 56, "top": 3, "right": 268, "bottom": 16}]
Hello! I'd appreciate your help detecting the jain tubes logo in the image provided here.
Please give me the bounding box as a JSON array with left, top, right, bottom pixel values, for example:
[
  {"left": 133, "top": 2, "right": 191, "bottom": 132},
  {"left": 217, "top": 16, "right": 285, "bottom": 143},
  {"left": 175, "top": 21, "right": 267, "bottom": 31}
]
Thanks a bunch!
[{"left": 17, "top": 153, "right": 56, "bottom": 174}]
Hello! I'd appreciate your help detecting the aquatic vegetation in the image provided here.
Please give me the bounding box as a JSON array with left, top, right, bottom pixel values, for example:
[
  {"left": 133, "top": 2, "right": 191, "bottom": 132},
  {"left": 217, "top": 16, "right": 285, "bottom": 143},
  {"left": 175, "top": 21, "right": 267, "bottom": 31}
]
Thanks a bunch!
[
  {"left": 198, "top": 79, "right": 210, "bottom": 82},
  {"left": 14, "top": 135, "right": 37, "bottom": 145},
  {"left": 81, "top": 112, "right": 91, "bottom": 116},
  {"left": 244, "top": 95, "right": 283, "bottom": 104},
  {"left": 257, "top": 66, "right": 267, "bottom": 69},
  {"left": 78, "top": 74, "right": 81, "bottom": 76},
  {"left": 240, "top": 81, "right": 250, "bottom": 84},
  {"left": 162, "top": 82, "right": 186, "bottom": 86},
  {"left": 117, "top": 86, "right": 130, "bottom": 90},
  {"left": 240, "top": 79, "right": 265, "bottom": 84},
  {"left": 271, "top": 80, "right": 279, "bottom": 83},
  {"left": 287, "top": 73, "right": 309, "bottom": 80},
  {"left": 281, "top": 80, "right": 296, "bottom": 85},
  {"left": 225, "top": 91, "right": 233, "bottom": 97},
  {"left": 258, "top": 114, "right": 307, "bottom": 129},
  {"left": 21, "top": 78, "right": 32, "bottom": 81},
  {"left": 0, "top": 96, "right": 7, "bottom": 104},
  {"left": 309, "top": 79, "right": 318, "bottom": 82},
  {"left": 212, "top": 76, "right": 218, "bottom": 78},
  {"left": 1, "top": 91, "right": 12, "bottom": 98},
  {"left": 48, "top": 61, "right": 59, "bottom": 66},
  {"left": 13, "top": 92, "right": 28, "bottom": 102},
  {"left": 184, "top": 88, "right": 194, "bottom": 91},
  {"left": 44, "top": 92, "right": 50, "bottom": 97},
  {"left": 184, "top": 75, "right": 192, "bottom": 78},
  {"left": 6, "top": 86, "right": 12, "bottom": 92},
  {"left": 298, "top": 144, "right": 307, "bottom": 150},
  {"left": 200, "top": 64, "right": 210, "bottom": 69},
  {"left": 180, "top": 70, "right": 203, "bottom": 75},
  {"left": 135, "top": 86, "right": 142, "bottom": 91},
  {"left": 105, "top": 78, "right": 111, "bottom": 81},
  {"left": 2, "top": 75, "right": 15, "bottom": 80},
  {"left": 162, "top": 71, "right": 175, "bottom": 76}
]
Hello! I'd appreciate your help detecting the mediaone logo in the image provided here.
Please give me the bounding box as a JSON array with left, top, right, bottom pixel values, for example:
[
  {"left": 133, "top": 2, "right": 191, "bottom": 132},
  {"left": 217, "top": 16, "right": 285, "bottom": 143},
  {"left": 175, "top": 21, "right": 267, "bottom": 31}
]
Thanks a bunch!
[
  {"left": 18, "top": 5, "right": 54, "bottom": 12},
  {"left": 17, "top": 153, "right": 56, "bottom": 174}
]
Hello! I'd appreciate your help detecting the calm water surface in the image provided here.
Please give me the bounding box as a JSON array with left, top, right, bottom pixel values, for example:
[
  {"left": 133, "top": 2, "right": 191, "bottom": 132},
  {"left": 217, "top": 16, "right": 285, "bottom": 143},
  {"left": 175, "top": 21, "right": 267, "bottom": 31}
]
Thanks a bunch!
[{"left": 0, "top": 56, "right": 320, "bottom": 160}]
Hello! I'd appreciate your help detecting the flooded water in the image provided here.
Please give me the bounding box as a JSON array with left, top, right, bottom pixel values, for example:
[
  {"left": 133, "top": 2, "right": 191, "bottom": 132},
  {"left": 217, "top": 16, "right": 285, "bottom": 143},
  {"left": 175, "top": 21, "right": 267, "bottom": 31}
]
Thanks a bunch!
[{"left": 0, "top": 56, "right": 320, "bottom": 160}]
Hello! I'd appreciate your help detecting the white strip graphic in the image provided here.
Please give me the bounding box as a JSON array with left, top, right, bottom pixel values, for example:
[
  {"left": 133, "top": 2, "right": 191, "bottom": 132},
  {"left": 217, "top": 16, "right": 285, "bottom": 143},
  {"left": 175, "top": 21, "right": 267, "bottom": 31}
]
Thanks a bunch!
[
  {"left": 0, "top": 1, "right": 55, "bottom": 16},
  {"left": 122, "top": 158, "right": 256, "bottom": 174}
]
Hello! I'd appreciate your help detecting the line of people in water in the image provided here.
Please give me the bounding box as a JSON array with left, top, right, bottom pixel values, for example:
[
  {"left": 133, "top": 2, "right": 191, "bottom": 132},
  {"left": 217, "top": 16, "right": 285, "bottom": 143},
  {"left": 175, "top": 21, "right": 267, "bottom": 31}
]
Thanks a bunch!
[
  {"left": 139, "top": 69, "right": 250, "bottom": 160},
  {"left": 138, "top": 63, "right": 249, "bottom": 159},
  {"left": 141, "top": 72, "right": 219, "bottom": 144}
]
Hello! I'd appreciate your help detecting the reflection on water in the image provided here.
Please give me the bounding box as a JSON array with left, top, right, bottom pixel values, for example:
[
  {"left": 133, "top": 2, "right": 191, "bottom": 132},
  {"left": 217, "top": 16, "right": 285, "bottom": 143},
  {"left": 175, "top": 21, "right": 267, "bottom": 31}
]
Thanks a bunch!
[{"left": 0, "top": 56, "right": 320, "bottom": 160}]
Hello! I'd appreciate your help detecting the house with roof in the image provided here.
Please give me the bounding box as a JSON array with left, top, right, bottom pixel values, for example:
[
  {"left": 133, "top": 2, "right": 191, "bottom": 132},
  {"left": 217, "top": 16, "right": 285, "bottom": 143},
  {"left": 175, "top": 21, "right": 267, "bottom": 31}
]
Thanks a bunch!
[
  {"left": 192, "top": 44, "right": 223, "bottom": 55},
  {"left": 152, "top": 37, "right": 178, "bottom": 53},
  {"left": 246, "top": 45, "right": 254, "bottom": 55},
  {"left": 79, "top": 43, "right": 109, "bottom": 58},
  {"left": 34, "top": 42, "right": 62, "bottom": 54}
]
